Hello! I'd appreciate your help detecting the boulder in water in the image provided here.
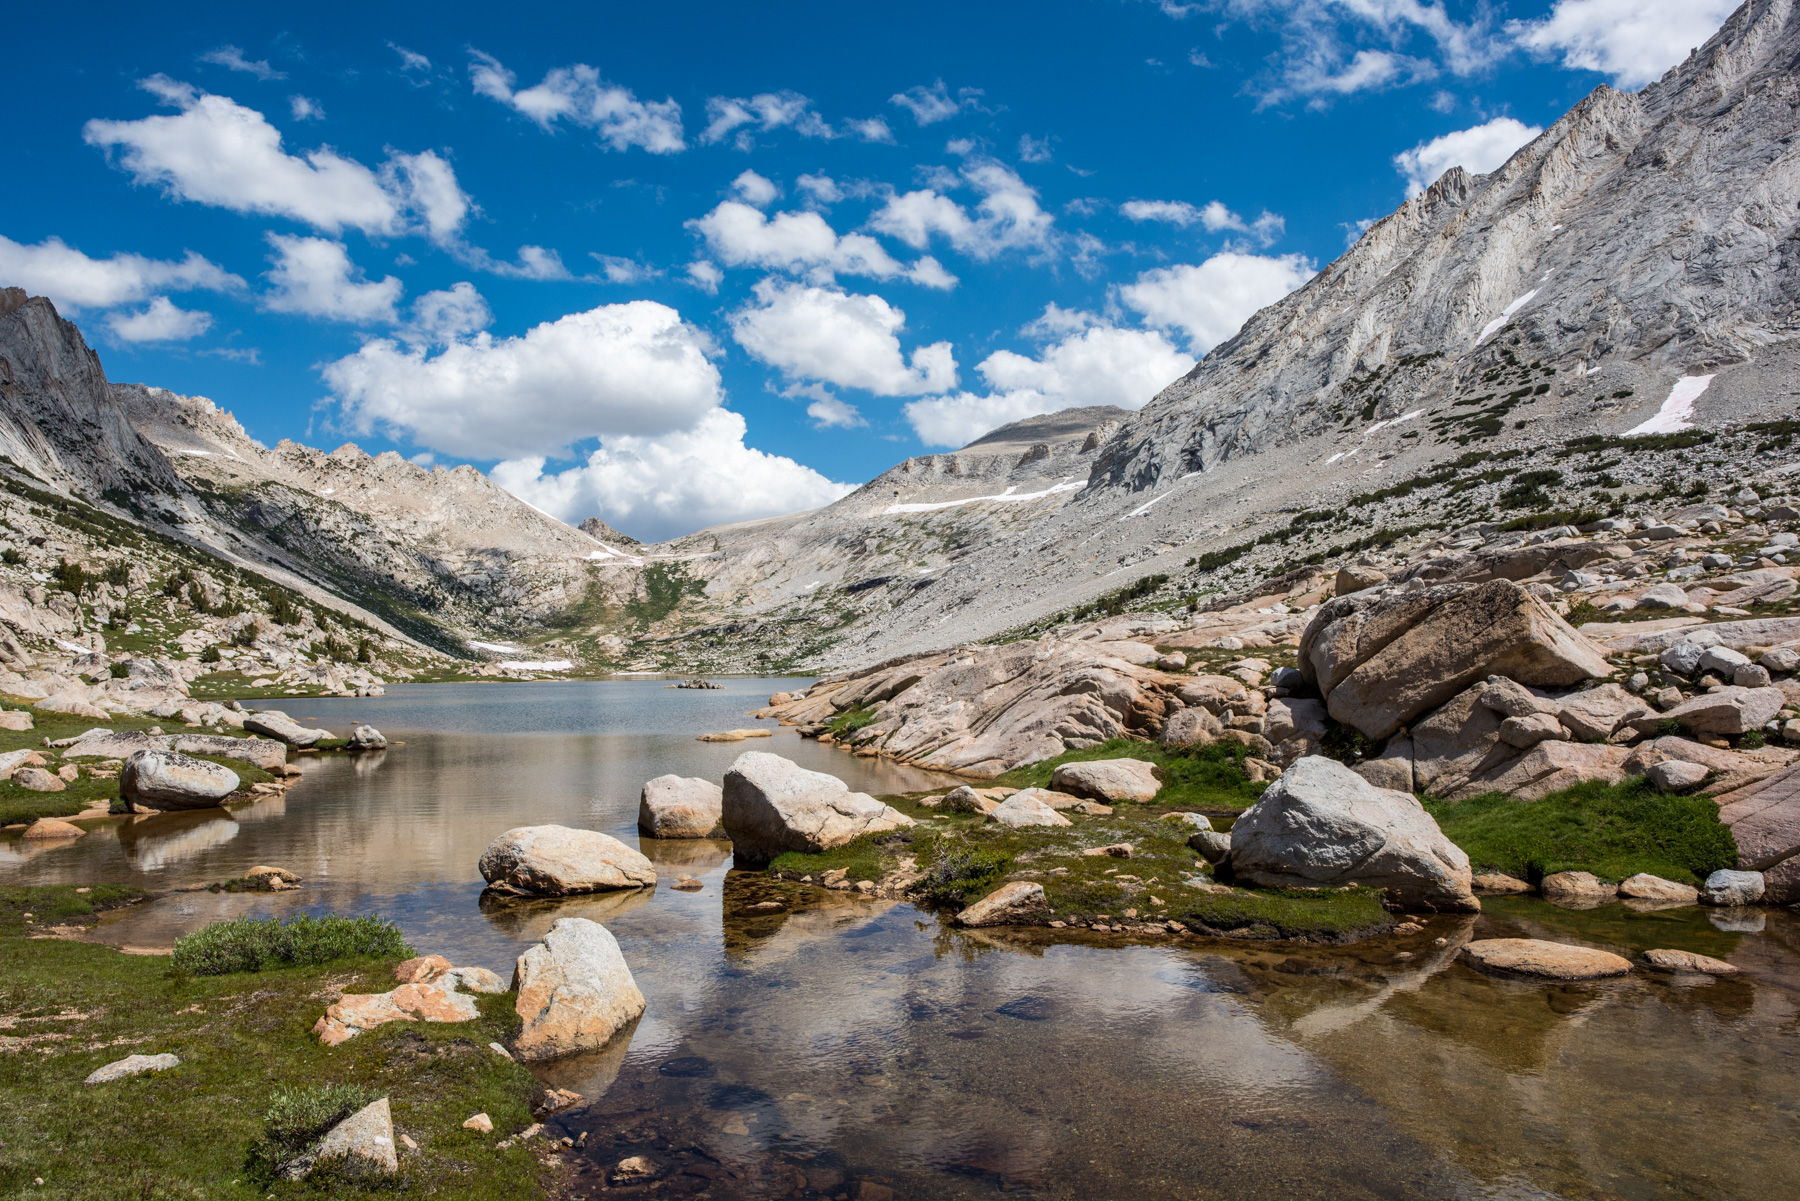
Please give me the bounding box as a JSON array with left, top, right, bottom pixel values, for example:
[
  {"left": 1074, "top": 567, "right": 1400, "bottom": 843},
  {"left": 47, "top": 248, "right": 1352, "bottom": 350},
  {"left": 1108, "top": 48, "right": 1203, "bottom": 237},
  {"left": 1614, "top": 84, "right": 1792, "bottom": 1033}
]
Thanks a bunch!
[
  {"left": 512, "top": 917, "right": 646, "bottom": 1061},
  {"left": 720, "top": 752, "right": 912, "bottom": 864},
  {"left": 479, "top": 826, "right": 657, "bottom": 896},
  {"left": 119, "top": 749, "right": 239, "bottom": 810},
  {"left": 637, "top": 775, "right": 723, "bottom": 838}
]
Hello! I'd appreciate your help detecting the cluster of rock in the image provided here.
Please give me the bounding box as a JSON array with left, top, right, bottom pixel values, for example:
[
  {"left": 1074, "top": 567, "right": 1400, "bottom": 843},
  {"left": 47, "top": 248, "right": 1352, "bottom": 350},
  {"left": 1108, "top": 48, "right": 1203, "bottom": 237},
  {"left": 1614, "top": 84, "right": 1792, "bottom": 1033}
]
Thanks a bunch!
[{"left": 313, "top": 954, "right": 506, "bottom": 1046}]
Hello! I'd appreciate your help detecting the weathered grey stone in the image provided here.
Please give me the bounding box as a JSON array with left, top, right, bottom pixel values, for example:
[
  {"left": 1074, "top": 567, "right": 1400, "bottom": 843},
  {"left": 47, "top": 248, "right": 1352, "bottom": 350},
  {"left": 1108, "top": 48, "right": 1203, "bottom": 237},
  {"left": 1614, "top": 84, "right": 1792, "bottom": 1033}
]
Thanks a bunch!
[
  {"left": 1632, "top": 686, "right": 1783, "bottom": 735},
  {"left": 1761, "top": 648, "right": 1800, "bottom": 673},
  {"left": 479, "top": 826, "right": 657, "bottom": 896},
  {"left": 1461, "top": 938, "right": 1631, "bottom": 979},
  {"left": 1702, "top": 869, "right": 1765, "bottom": 906},
  {"left": 989, "top": 792, "right": 1072, "bottom": 828},
  {"left": 1161, "top": 706, "right": 1221, "bottom": 746},
  {"left": 1647, "top": 760, "right": 1708, "bottom": 790},
  {"left": 1713, "top": 763, "right": 1800, "bottom": 903},
  {"left": 84, "top": 1052, "right": 179, "bottom": 1085},
  {"left": 1352, "top": 745, "right": 1416, "bottom": 793},
  {"left": 12, "top": 767, "right": 64, "bottom": 792},
  {"left": 1187, "top": 829, "right": 1231, "bottom": 864},
  {"left": 1263, "top": 697, "right": 1327, "bottom": 745},
  {"left": 1660, "top": 642, "right": 1706, "bottom": 675},
  {"left": 637, "top": 775, "right": 723, "bottom": 838},
  {"left": 1301, "top": 580, "right": 1611, "bottom": 739},
  {"left": 1643, "top": 948, "right": 1738, "bottom": 973},
  {"left": 721, "top": 752, "right": 912, "bottom": 864},
  {"left": 1335, "top": 564, "right": 1388, "bottom": 594},
  {"left": 1452, "top": 740, "right": 1630, "bottom": 802},
  {"left": 348, "top": 724, "right": 387, "bottom": 750},
  {"left": 1226, "top": 756, "right": 1477, "bottom": 911},
  {"left": 308, "top": 1097, "right": 398, "bottom": 1178},
  {"left": 1556, "top": 683, "right": 1651, "bottom": 740},
  {"left": 512, "top": 917, "right": 646, "bottom": 1061},
  {"left": 1540, "top": 870, "right": 1617, "bottom": 907},
  {"left": 1050, "top": 758, "right": 1161, "bottom": 802},
  {"left": 1472, "top": 872, "right": 1532, "bottom": 893},
  {"left": 119, "top": 749, "right": 239, "bottom": 811},
  {"left": 1699, "top": 646, "right": 1752, "bottom": 675},
  {"left": 169, "top": 733, "right": 287, "bottom": 772},
  {"left": 1734, "top": 663, "right": 1774, "bottom": 688},
  {"left": 242, "top": 710, "right": 331, "bottom": 747},
  {"left": 1618, "top": 873, "right": 1699, "bottom": 904},
  {"left": 1637, "top": 582, "right": 1692, "bottom": 609},
  {"left": 955, "top": 881, "right": 1049, "bottom": 927},
  {"left": 1499, "top": 712, "right": 1568, "bottom": 748},
  {"left": 941, "top": 785, "right": 1000, "bottom": 815}
]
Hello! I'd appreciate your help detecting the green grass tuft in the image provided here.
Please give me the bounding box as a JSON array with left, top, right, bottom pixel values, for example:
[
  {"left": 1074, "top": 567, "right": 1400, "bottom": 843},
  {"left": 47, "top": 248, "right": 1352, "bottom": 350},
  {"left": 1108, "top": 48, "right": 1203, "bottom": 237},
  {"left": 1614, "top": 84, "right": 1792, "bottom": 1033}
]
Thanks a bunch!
[
  {"left": 1427, "top": 777, "right": 1737, "bottom": 885},
  {"left": 823, "top": 706, "right": 878, "bottom": 737},
  {"left": 997, "top": 738, "right": 1267, "bottom": 811},
  {"left": 172, "top": 914, "right": 413, "bottom": 976}
]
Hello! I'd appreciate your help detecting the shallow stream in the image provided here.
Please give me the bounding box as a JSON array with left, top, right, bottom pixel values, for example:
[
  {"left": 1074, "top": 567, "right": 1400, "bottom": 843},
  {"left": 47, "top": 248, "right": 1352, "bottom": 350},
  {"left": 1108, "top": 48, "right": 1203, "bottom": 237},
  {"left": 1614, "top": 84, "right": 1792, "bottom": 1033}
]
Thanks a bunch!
[{"left": 3, "top": 678, "right": 1798, "bottom": 1199}]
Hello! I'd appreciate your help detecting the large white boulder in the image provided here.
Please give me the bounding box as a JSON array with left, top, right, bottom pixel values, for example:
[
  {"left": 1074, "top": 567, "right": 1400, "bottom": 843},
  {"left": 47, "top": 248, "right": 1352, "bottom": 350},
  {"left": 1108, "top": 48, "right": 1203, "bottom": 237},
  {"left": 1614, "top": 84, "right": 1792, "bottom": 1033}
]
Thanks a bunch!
[
  {"left": 989, "top": 792, "right": 1073, "bottom": 828},
  {"left": 1299, "top": 580, "right": 1611, "bottom": 739},
  {"left": 512, "top": 917, "right": 646, "bottom": 1061},
  {"left": 119, "top": 749, "right": 239, "bottom": 811},
  {"left": 479, "top": 826, "right": 656, "bottom": 896},
  {"left": 169, "top": 733, "right": 288, "bottom": 773},
  {"left": 1227, "top": 756, "right": 1478, "bottom": 912},
  {"left": 721, "top": 752, "right": 913, "bottom": 864},
  {"left": 637, "top": 775, "right": 723, "bottom": 839},
  {"left": 1050, "top": 758, "right": 1161, "bottom": 802}
]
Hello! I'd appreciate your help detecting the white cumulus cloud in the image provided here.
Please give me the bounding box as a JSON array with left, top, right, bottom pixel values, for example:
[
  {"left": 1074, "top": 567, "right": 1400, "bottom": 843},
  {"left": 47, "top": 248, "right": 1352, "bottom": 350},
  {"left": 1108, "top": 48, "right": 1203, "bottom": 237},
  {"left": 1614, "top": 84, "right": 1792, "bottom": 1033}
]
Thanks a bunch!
[
  {"left": 868, "top": 159, "right": 1056, "bottom": 260},
  {"left": 731, "top": 170, "right": 781, "bottom": 207},
  {"left": 199, "top": 45, "right": 284, "bottom": 81},
  {"left": 262, "top": 234, "right": 403, "bottom": 324},
  {"left": 83, "top": 77, "right": 470, "bottom": 243},
  {"left": 702, "top": 91, "right": 830, "bottom": 148},
  {"left": 103, "top": 297, "right": 214, "bottom": 343},
  {"left": 903, "top": 321, "right": 1192, "bottom": 447},
  {"left": 1509, "top": 0, "right": 1736, "bottom": 89},
  {"left": 0, "top": 234, "right": 240, "bottom": 313},
  {"left": 690, "top": 200, "right": 954, "bottom": 288},
  {"left": 468, "top": 52, "right": 685, "bottom": 153},
  {"left": 889, "top": 80, "right": 982, "bottom": 125},
  {"left": 1120, "top": 199, "right": 1285, "bottom": 244},
  {"left": 289, "top": 95, "right": 325, "bottom": 121},
  {"left": 321, "top": 300, "right": 724, "bottom": 460},
  {"left": 491, "top": 408, "right": 855, "bottom": 541},
  {"left": 1120, "top": 250, "right": 1315, "bottom": 353},
  {"left": 1393, "top": 115, "right": 1542, "bottom": 197},
  {"left": 404, "top": 282, "right": 492, "bottom": 346},
  {"left": 730, "top": 279, "right": 956, "bottom": 396}
]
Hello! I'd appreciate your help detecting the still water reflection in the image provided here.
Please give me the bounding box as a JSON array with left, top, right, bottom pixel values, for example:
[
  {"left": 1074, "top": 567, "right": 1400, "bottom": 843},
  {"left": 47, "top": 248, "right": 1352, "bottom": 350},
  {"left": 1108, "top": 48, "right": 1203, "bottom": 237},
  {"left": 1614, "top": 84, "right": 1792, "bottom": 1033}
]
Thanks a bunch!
[{"left": 3, "top": 679, "right": 1797, "bottom": 1199}]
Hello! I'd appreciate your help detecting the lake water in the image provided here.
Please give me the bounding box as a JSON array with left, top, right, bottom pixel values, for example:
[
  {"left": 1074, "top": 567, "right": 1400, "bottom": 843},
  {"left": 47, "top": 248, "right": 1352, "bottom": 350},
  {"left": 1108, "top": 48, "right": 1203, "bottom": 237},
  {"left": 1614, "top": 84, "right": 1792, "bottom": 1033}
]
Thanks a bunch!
[{"left": 4, "top": 679, "right": 1799, "bottom": 1199}]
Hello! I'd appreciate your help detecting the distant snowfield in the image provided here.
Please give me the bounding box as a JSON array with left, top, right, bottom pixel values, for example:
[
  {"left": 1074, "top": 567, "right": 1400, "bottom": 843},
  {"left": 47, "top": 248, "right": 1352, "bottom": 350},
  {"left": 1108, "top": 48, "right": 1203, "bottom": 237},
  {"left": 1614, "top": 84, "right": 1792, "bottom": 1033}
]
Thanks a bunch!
[
  {"left": 884, "top": 480, "right": 1083, "bottom": 514},
  {"left": 1627, "top": 375, "right": 1715, "bottom": 435},
  {"left": 468, "top": 639, "right": 523, "bottom": 654},
  {"left": 497, "top": 659, "right": 573, "bottom": 671}
]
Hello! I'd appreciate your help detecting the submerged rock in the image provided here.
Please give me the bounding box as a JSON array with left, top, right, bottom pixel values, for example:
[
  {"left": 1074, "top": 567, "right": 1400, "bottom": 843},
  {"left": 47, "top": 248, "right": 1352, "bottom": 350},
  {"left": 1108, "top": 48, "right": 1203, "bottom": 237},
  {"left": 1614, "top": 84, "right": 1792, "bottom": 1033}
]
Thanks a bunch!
[
  {"left": 720, "top": 752, "right": 912, "bottom": 864},
  {"left": 1461, "top": 938, "right": 1632, "bottom": 980},
  {"left": 637, "top": 775, "right": 723, "bottom": 839},
  {"left": 1227, "top": 756, "right": 1478, "bottom": 912},
  {"left": 119, "top": 749, "right": 239, "bottom": 811},
  {"left": 479, "top": 826, "right": 657, "bottom": 896},
  {"left": 1642, "top": 948, "right": 1739, "bottom": 974},
  {"left": 512, "top": 917, "right": 646, "bottom": 1061},
  {"left": 21, "top": 817, "right": 84, "bottom": 840}
]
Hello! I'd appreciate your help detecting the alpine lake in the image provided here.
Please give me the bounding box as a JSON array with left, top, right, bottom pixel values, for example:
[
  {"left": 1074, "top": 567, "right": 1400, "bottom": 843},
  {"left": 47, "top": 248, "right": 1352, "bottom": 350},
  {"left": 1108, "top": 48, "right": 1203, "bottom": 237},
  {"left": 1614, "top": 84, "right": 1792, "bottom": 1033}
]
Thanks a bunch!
[{"left": 4, "top": 677, "right": 1798, "bottom": 1201}]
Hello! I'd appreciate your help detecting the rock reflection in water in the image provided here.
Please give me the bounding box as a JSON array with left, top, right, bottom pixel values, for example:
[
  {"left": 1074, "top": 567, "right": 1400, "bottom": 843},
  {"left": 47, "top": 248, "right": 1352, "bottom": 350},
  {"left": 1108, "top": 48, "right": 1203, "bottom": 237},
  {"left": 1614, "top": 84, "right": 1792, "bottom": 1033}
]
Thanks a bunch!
[
  {"left": 117, "top": 811, "right": 240, "bottom": 871},
  {"left": 477, "top": 887, "right": 655, "bottom": 941}
]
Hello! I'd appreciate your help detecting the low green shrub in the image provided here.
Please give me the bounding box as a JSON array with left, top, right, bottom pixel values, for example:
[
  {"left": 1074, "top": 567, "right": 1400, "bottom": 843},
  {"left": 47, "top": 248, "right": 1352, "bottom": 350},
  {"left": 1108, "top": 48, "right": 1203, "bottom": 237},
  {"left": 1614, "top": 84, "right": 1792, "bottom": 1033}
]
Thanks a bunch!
[
  {"left": 171, "top": 914, "right": 412, "bottom": 976},
  {"left": 247, "top": 1083, "right": 376, "bottom": 1181}
]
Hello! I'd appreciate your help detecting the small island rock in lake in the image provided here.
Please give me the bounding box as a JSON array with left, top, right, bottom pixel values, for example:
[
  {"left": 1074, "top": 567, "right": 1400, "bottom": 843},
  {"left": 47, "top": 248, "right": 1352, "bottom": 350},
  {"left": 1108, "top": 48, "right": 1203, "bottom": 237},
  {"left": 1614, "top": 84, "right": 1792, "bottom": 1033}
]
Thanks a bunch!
[
  {"left": 479, "top": 826, "right": 657, "bottom": 896},
  {"left": 721, "top": 751, "right": 913, "bottom": 863},
  {"left": 638, "top": 775, "right": 724, "bottom": 838}
]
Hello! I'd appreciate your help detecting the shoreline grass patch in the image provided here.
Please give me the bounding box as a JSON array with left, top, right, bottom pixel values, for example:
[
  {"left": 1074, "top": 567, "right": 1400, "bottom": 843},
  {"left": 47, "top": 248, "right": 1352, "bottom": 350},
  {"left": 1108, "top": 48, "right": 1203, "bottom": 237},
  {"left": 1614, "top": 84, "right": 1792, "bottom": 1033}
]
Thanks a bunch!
[
  {"left": 1427, "top": 777, "right": 1737, "bottom": 885},
  {"left": 172, "top": 913, "right": 413, "bottom": 976},
  {"left": 997, "top": 738, "right": 1267, "bottom": 812}
]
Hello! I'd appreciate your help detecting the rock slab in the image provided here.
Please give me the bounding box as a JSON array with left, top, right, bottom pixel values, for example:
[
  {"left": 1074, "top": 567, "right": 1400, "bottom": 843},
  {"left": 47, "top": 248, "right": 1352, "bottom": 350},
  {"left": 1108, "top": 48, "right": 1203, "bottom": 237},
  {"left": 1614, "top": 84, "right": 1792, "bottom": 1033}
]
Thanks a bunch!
[
  {"left": 512, "top": 917, "right": 646, "bottom": 1061},
  {"left": 1460, "top": 938, "right": 1632, "bottom": 980},
  {"left": 84, "top": 1052, "right": 179, "bottom": 1084},
  {"left": 479, "top": 826, "right": 657, "bottom": 896},
  {"left": 955, "top": 881, "right": 1049, "bottom": 927},
  {"left": 1227, "top": 756, "right": 1478, "bottom": 912}
]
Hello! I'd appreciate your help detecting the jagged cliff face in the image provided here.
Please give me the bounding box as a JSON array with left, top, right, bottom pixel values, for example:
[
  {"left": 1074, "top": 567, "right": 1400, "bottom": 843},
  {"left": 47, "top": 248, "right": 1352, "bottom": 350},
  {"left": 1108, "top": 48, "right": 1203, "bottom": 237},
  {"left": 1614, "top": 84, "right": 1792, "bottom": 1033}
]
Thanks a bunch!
[
  {"left": 0, "top": 289, "right": 184, "bottom": 498},
  {"left": 1096, "top": 0, "right": 1800, "bottom": 490}
]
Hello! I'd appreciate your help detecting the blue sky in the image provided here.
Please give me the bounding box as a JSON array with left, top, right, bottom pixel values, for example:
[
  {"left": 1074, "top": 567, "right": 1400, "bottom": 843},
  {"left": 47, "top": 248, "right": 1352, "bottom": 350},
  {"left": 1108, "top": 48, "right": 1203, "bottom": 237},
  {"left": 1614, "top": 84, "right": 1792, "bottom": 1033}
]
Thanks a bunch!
[{"left": 2, "top": 0, "right": 1736, "bottom": 539}]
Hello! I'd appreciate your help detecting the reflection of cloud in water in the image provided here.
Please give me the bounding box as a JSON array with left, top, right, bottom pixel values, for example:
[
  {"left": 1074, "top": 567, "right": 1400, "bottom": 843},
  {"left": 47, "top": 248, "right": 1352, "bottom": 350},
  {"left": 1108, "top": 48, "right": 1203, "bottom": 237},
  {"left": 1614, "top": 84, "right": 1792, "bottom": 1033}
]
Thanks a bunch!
[{"left": 118, "top": 812, "right": 240, "bottom": 871}]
